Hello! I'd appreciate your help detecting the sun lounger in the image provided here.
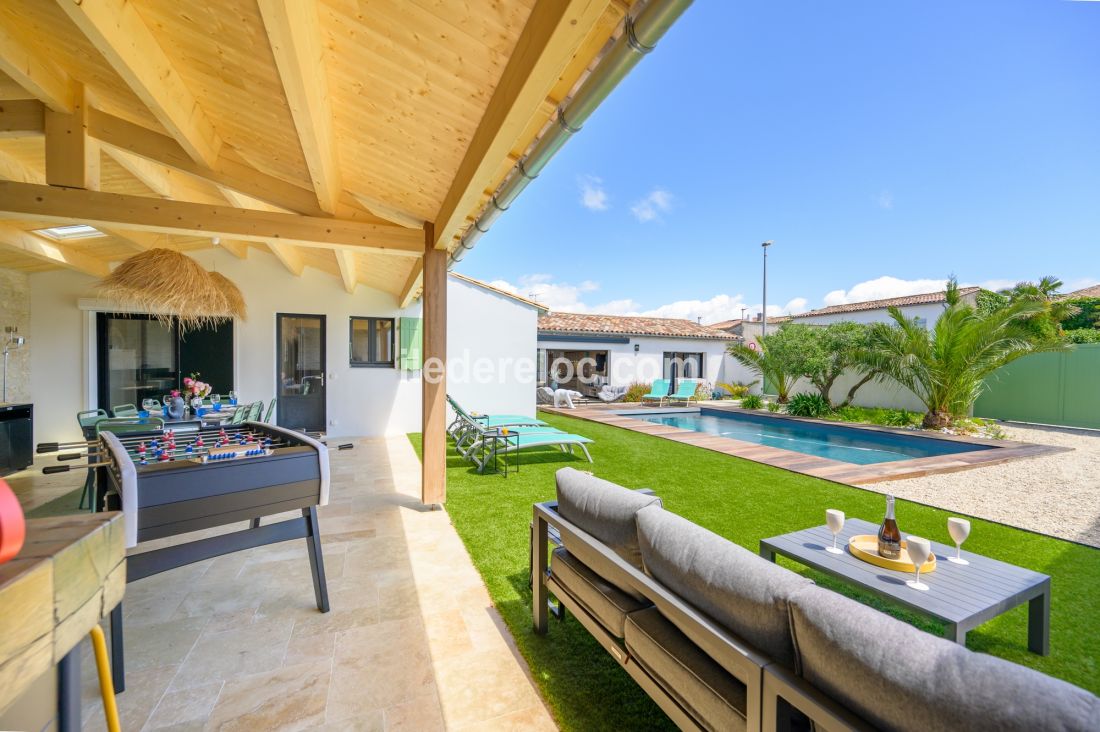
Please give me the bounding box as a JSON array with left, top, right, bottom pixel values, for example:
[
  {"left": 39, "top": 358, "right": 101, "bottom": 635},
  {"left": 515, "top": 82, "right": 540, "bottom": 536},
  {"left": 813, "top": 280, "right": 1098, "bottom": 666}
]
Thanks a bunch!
[
  {"left": 457, "top": 412, "right": 593, "bottom": 472},
  {"left": 446, "top": 394, "right": 548, "bottom": 437},
  {"left": 640, "top": 379, "right": 671, "bottom": 406},
  {"left": 666, "top": 379, "right": 699, "bottom": 405}
]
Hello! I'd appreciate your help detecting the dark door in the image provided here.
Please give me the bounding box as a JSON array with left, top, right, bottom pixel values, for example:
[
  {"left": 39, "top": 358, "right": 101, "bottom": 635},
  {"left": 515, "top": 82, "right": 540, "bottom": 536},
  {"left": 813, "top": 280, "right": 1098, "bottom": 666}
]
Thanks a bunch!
[
  {"left": 179, "top": 321, "right": 234, "bottom": 396},
  {"left": 277, "top": 314, "right": 326, "bottom": 431}
]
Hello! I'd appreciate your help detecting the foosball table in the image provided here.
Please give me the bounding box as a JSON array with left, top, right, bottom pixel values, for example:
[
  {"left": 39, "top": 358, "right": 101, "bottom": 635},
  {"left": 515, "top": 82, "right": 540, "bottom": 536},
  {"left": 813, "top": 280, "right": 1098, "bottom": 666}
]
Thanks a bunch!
[{"left": 41, "top": 421, "right": 332, "bottom": 692}]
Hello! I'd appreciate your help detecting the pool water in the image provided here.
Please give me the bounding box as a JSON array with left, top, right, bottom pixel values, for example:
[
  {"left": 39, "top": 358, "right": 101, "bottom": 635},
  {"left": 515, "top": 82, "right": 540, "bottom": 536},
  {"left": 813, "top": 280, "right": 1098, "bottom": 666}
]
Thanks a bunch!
[{"left": 632, "top": 408, "right": 993, "bottom": 465}]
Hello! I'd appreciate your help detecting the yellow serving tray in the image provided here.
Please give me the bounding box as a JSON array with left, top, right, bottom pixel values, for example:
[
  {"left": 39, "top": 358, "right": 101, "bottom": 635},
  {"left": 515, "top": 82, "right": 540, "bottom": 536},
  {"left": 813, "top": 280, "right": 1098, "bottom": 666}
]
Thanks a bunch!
[{"left": 848, "top": 535, "right": 937, "bottom": 573}]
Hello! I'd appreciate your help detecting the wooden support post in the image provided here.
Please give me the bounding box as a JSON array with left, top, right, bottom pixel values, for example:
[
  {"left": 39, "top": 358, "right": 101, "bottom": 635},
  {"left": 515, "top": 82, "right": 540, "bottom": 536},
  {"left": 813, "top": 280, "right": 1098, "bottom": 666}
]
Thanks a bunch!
[
  {"left": 421, "top": 222, "right": 447, "bottom": 506},
  {"left": 44, "top": 86, "right": 97, "bottom": 189}
]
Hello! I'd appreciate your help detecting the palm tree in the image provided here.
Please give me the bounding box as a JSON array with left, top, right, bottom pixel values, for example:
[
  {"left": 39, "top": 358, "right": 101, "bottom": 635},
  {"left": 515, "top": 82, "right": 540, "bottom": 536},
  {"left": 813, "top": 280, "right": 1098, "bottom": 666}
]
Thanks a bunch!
[
  {"left": 727, "top": 339, "right": 798, "bottom": 403},
  {"left": 859, "top": 280, "right": 1065, "bottom": 429},
  {"left": 999, "top": 275, "right": 1079, "bottom": 339}
]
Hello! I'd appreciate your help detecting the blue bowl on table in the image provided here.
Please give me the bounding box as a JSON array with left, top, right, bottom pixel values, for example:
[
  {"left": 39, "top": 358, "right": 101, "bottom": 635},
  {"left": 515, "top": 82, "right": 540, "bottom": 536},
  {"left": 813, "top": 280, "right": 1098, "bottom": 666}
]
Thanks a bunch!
[
  {"left": 196, "top": 407, "right": 207, "bottom": 417},
  {"left": 213, "top": 403, "right": 222, "bottom": 412},
  {"left": 229, "top": 399, "right": 238, "bottom": 406},
  {"left": 162, "top": 406, "right": 169, "bottom": 417},
  {"left": 138, "top": 410, "right": 150, "bottom": 418}
]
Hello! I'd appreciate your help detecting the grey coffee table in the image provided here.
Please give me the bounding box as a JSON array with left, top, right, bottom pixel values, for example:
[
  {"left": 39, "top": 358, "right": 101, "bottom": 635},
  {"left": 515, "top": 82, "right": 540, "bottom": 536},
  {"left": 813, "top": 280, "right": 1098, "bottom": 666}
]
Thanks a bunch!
[{"left": 760, "top": 518, "right": 1051, "bottom": 654}]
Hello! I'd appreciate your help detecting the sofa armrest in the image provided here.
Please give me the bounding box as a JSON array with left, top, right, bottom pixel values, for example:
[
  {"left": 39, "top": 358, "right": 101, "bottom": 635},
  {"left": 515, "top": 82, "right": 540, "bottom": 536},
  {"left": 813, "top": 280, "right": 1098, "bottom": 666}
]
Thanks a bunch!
[{"left": 762, "top": 663, "right": 874, "bottom": 732}]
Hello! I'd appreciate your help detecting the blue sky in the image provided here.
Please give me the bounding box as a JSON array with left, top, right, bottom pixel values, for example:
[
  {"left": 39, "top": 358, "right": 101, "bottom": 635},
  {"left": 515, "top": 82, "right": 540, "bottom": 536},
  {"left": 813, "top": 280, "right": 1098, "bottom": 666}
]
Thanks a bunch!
[{"left": 460, "top": 0, "right": 1100, "bottom": 322}]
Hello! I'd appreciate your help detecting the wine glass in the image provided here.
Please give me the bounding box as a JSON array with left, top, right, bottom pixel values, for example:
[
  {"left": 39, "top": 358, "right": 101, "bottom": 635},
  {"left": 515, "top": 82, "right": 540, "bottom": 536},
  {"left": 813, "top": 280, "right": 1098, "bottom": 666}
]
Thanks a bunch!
[
  {"left": 906, "top": 536, "right": 932, "bottom": 591},
  {"left": 825, "top": 509, "right": 845, "bottom": 554},
  {"left": 228, "top": 390, "right": 238, "bottom": 406},
  {"left": 947, "top": 517, "right": 971, "bottom": 565}
]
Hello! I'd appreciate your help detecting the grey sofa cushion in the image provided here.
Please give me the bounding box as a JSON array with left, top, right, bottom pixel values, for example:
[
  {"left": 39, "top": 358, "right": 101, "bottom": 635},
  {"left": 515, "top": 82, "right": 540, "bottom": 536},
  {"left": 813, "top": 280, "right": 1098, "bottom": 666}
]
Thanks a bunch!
[
  {"left": 637, "top": 505, "right": 812, "bottom": 666},
  {"left": 549, "top": 548, "right": 649, "bottom": 638},
  {"left": 789, "top": 584, "right": 1100, "bottom": 732},
  {"left": 555, "top": 468, "right": 662, "bottom": 599},
  {"left": 625, "top": 607, "right": 748, "bottom": 732}
]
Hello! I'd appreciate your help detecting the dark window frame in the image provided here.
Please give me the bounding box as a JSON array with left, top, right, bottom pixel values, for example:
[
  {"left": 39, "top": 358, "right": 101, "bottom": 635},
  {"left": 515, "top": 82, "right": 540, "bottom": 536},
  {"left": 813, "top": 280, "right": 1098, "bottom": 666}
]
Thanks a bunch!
[{"left": 349, "top": 316, "right": 395, "bottom": 368}]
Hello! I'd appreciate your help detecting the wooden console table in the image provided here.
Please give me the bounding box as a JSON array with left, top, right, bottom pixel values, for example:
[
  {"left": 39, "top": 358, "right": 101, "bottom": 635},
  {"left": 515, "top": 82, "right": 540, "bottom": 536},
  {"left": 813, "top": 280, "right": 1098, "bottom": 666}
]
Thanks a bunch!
[{"left": 0, "top": 513, "right": 126, "bottom": 732}]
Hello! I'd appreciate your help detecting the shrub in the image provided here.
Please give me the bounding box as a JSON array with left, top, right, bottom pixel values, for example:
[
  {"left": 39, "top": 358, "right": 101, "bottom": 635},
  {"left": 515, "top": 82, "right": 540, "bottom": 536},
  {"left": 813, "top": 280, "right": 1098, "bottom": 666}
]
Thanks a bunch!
[
  {"left": 716, "top": 381, "right": 754, "bottom": 399},
  {"left": 786, "top": 392, "right": 832, "bottom": 418},
  {"left": 622, "top": 382, "right": 652, "bottom": 403},
  {"left": 695, "top": 381, "right": 713, "bottom": 402},
  {"left": 766, "top": 401, "right": 782, "bottom": 413},
  {"left": 882, "top": 409, "right": 920, "bottom": 427},
  {"left": 740, "top": 393, "right": 763, "bottom": 409},
  {"left": 1065, "top": 328, "right": 1100, "bottom": 344}
]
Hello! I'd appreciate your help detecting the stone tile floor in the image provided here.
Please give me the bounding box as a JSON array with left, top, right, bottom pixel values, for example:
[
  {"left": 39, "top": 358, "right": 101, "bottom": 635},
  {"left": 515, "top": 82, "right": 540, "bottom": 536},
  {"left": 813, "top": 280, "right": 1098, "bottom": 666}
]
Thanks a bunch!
[{"left": 18, "top": 435, "right": 556, "bottom": 731}]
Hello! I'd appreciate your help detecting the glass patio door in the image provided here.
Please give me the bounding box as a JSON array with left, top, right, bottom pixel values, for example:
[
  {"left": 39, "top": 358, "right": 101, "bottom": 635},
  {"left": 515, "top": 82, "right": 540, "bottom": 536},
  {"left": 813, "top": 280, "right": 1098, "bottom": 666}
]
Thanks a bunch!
[
  {"left": 276, "top": 314, "right": 326, "bottom": 431},
  {"left": 96, "top": 314, "right": 179, "bottom": 411}
]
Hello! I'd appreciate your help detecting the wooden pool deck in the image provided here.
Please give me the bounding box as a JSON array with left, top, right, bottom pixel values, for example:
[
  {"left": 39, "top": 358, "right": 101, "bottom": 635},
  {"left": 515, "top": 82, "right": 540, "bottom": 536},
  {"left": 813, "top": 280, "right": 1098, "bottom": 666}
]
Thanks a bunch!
[{"left": 538, "top": 402, "right": 1069, "bottom": 485}]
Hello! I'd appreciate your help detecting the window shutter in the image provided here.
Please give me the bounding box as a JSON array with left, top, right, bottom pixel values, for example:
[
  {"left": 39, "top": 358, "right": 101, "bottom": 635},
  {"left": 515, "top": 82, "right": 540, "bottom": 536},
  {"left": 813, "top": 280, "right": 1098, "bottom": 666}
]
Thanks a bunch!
[{"left": 399, "top": 317, "right": 423, "bottom": 370}]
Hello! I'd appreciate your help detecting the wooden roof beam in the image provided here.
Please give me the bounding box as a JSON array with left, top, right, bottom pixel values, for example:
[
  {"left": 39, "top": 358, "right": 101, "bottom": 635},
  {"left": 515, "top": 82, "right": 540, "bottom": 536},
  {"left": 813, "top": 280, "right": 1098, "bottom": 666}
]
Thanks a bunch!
[
  {"left": 258, "top": 0, "right": 341, "bottom": 214},
  {"left": 432, "top": 0, "right": 612, "bottom": 250},
  {"left": 44, "top": 84, "right": 98, "bottom": 189},
  {"left": 0, "top": 26, "right": 74, "bottom": 113},
  {"left": 267, "top": 242, "right": 304, "bottom": 276},
  {"left": 57, "top": 0, "right": 222, "bottom": 168},
  {"left": 0, "top": 180, "right": 422, "bottom": 254},
  {"left": 350, "top": 193, "right": 424, "bottom": 230},
  {"left": 0, "top": 223, "right": 109, "bottom": 277},
  {"left": 0, "top": 99, "right": 45, "bottom": 138},
  {"left": 88, "top": 109, "right": 327, "bottom": 216},
  {"left": 335, "top": 250, "right": 357, "bottom": 293},
  {"left": 399, "top": 260, "right": 424, "bottom": 309}
]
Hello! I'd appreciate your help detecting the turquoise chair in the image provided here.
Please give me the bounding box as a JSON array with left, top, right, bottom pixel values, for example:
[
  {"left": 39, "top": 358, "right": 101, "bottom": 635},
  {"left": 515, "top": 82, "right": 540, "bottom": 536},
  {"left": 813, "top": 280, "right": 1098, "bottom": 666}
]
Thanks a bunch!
[
  {"left": 640, "top": 379, "right": 671, "bottom": 406},
  {"left": 667, "top": 379, "right": 700, "bottom": 405}
]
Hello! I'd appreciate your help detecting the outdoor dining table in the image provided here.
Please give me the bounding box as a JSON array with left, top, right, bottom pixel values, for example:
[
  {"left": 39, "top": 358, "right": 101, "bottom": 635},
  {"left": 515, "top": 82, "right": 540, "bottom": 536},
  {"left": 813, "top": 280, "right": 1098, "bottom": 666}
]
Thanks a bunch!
[{"left": 759, "top": 517, "right": 1051, "bottom": 654}]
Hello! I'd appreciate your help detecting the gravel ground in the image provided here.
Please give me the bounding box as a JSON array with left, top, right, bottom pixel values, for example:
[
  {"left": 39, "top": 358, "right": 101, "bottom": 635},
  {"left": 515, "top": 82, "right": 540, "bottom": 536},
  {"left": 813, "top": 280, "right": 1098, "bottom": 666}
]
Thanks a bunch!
[{"left": 871, "top": 423, "right": 1100, "bottom": 548}]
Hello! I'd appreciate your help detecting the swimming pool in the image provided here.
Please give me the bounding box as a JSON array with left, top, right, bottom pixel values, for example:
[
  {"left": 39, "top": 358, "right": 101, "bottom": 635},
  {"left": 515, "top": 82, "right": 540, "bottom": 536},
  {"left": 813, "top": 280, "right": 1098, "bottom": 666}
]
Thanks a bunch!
[{"left": 630, "top": 408, "right": 994, "bottom": 465}]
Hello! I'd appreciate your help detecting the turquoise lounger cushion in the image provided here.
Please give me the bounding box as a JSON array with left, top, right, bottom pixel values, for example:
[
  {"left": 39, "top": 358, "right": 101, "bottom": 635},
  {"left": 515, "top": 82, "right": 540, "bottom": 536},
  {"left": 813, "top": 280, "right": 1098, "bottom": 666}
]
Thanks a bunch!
[
  {"left": 636, "top": 505, "right": 812, "bottom": 666},
  {"left": 788, "top": 584, "right": 1100, "bottom": 732}
]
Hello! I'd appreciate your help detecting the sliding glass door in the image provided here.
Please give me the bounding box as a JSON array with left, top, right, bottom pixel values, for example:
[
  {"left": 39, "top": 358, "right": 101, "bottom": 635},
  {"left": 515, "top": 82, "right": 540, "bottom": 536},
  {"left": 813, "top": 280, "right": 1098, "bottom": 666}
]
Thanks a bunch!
[{"left": 96, "top": 314, "right": 235, "bottom": 413}]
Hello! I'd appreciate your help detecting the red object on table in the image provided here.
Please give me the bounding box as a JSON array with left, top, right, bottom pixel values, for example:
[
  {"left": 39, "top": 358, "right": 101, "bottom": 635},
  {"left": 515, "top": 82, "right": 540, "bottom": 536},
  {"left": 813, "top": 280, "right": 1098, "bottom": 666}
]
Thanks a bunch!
[{"left": 0, "top": 478, "right": 26, "bottom": 564}]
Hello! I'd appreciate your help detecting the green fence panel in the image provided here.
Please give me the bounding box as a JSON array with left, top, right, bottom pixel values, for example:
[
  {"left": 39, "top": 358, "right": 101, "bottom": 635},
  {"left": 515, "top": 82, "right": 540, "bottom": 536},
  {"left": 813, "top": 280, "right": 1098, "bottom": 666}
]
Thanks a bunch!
[{"left": 975, "top": 343, "right": 1100, "bottom": 429}]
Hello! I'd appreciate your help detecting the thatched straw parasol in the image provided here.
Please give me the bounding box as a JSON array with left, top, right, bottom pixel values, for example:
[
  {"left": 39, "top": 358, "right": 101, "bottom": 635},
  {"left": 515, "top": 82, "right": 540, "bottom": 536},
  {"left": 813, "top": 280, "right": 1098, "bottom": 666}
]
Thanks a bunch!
[{"left": 96, "top": 248, "right": 246, "bottom": 330}]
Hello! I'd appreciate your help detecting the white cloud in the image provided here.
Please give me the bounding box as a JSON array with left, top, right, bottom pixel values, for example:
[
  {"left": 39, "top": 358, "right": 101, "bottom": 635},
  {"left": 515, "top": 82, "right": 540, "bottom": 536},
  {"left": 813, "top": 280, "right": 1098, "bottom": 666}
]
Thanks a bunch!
[
  {"left": 875, "top": 190, "right": 894, "bottom": 209},
  {"left": 822, "top": 276, "right": 950, "bottom": 306},
  {"left": 631, "top": 189, "right": 673, "bottom": 222},
  {"left": 578, "top": 175, "right": 608, "bottom": 211},
  {"left": 488, "top": 275, "right": 809, "bottom": 323}
]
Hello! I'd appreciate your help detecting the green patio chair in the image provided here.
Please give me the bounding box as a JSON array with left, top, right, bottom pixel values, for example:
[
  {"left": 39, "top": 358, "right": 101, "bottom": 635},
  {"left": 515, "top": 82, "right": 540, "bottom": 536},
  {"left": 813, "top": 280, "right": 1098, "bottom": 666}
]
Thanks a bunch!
[
  {"left": 667, "top": 379, "right": 700, "bottom": 405},
  {"left": 229, "top": 405, "right": 249, "bottom": 425},
  {"left": 246, "top": 400, "right": 264, "bottom": 421},
  {"left": 640, "top": 379, "right": 671, "bottom": 406},
  {"left": 76, "top": 409, "right": 109, "bottom": 510},
  {"left": 264, "top": 398, "right": 277, "bottom": 424},
  {"left": 96, "top": 417, "right": 165, "bottom": 437},
  {"left": 112, "top": 403, "right": 139, "bottom": 417}
]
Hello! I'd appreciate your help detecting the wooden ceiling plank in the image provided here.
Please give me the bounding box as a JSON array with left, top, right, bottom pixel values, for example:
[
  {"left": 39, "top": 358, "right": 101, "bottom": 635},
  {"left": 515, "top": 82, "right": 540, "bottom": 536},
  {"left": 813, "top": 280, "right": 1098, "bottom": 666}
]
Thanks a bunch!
[
  {"left": 88, "top": 108, "right": 326, "bottom": 216},
  {"left": 218, "top": 239, "right": 249, "bottom": 259},
  {"left": 257, "top": 0, "right": 340, "bottom": 214},
  {"left": 0, "top": 24, "right": 74, "bottom": 113},
  {"left": 56, "top": 0, "right": 222, "bottom": 168},
  {"left": 0, "top": 222, "right": 109, "bottom": 277},
  {"left": 0, "top": 180, "right": 423, "bottom": 254},
  {"left": 399, "top": 259, "right": 424, "bottom": 309},
  {"left": 335, "top": 248, "right": 356, "bottom": 293},
  {"left": 101, "top": 145, "right": 173, "bottom": 197},
  {"left": 433, "top": 0, "right": 614, "bottom": 249},
  {"left": 44, "top": 84, "right": 97, "bottom": 189},
  {"left": 0, "top": 146, "right": 45, "bottom": 184}
]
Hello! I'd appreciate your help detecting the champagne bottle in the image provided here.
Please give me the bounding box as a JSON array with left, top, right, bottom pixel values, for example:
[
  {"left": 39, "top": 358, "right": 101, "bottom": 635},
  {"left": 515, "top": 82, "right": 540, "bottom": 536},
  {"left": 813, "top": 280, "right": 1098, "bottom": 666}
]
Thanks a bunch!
[{"left": 878, "top": 494, "right": 901, "bottom": 559}]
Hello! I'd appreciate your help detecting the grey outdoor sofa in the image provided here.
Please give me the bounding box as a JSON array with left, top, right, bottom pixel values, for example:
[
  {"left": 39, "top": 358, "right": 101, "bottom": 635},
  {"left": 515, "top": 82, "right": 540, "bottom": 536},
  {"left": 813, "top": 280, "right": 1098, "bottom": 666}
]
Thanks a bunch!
[{"left": 531, "top": 468, "right": 1099, "bottom": 732}]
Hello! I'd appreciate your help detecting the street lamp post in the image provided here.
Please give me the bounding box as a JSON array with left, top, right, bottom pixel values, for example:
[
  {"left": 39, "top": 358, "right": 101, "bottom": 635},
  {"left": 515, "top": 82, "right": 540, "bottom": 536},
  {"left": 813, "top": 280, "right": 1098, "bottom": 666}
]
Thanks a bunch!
[{"left": 761, "top": 241, "right": 773, "bottom": 337}]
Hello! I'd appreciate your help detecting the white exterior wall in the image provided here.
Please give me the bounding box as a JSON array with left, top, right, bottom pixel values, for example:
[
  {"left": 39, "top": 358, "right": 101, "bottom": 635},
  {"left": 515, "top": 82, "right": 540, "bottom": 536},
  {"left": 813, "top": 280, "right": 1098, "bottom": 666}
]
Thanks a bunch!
[
  {"left": 792, "top": 302, "right": 946, "bottom": 328},
  {"left": 25, "top": 251, "right": 539, "bottom": 443},
  {"left": 538, "top": 335, "right": 731, "bottom": 388},
  {"left": 447, "top": 279, "right": 539, "bottom": 419}
]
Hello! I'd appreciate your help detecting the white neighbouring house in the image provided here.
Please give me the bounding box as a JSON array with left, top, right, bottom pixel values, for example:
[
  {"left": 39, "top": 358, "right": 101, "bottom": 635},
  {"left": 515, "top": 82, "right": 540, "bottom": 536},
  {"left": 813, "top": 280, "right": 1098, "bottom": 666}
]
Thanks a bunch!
[
  {"left": 790, "top": 287, "right": 981, "bottom": 328},
  {"left": 537, "top": 312, "right": 736, "bottom": 395},
  {"left": 20, "top": 252, "right": 545, "bottom": 444}
]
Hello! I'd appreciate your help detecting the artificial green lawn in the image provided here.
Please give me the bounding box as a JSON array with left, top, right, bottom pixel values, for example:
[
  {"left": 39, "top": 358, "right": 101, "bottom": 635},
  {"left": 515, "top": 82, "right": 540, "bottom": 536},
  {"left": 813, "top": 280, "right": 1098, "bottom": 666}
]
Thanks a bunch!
[{"left": 410, "top": 412, "right": 1099, "bottom": 731}]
